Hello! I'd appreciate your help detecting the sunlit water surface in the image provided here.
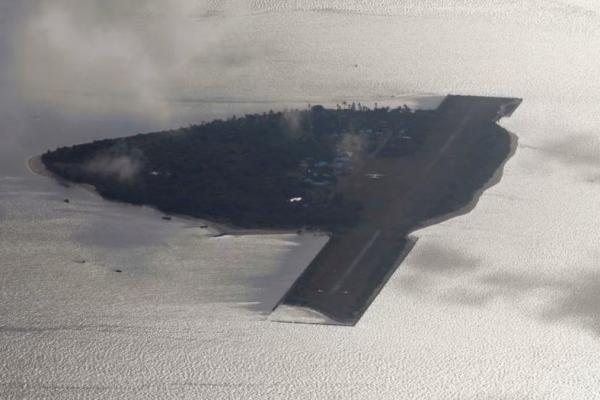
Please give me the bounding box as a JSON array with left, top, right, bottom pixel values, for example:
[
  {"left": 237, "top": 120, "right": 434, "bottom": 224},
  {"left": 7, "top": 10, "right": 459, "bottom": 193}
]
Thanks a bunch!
[{"left": 2, "top": 1, "right": 600, "bottom": 398}]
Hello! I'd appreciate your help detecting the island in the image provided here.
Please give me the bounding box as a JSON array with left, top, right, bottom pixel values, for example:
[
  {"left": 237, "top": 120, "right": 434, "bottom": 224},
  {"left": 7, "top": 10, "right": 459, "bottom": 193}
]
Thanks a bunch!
[{"left": 39, "top": 94, "right": 522, "bottom": 325}]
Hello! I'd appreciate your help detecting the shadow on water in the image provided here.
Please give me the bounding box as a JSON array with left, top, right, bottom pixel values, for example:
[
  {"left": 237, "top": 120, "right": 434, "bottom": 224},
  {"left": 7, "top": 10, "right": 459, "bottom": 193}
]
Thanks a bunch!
[
  {"left": 477, "top": 270, "right": 600, "bottom": 336},
  {"left": 540, "top": 134, "right": 600, "bottom": 169},
  {"left": 400, "top": 243, "right": 600, "bottom": 337},
  {"left": 524, "top": 134, "right": 600, "bottom": 178},
  {"left": 398, "top": 242, "right": 481, "bottom": 294},
  {"left": 404, "top": 242, "right": 481, "bottom": 275}
]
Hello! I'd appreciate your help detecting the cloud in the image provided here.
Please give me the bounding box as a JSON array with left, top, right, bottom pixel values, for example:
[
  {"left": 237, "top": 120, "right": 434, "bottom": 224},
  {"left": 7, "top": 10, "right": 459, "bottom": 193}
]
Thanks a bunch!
[
  {"left": 11, "top": 0, "right": 258, "bottom": 118},
  {"left": 83, "top": 154, "right": 142, "bottom": 182},
  {"left": 281, "top": 110, "right": 303, "bottom": 137},
  {"left": 82, "top": 143, "right": 145, "bottom": 182},
  {"left": 0, "top": 0, "right": 274, "bottom": 174}
]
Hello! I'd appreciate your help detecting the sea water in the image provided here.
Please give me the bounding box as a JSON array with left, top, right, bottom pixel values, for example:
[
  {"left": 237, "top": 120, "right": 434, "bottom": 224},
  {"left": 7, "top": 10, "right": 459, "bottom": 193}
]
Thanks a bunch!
[{"left": 2, "top": 1, "right": 600, "bottom": 398}]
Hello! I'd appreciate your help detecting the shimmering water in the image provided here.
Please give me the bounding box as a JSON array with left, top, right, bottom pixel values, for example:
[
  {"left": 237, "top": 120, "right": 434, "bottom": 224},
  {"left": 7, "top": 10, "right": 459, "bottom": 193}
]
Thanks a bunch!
[{"left": 2, "top": 1, "right": 600, "bottom": 398}]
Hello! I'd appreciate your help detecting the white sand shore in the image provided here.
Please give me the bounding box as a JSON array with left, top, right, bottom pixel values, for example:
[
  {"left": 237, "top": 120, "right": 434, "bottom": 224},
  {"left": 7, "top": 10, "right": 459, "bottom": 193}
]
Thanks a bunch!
[
  {"left": 26, "top": 155, "right": 55, "bottom": 179},
  {"left": 27, "top": 154, "right": 98, "bottom": 194}
]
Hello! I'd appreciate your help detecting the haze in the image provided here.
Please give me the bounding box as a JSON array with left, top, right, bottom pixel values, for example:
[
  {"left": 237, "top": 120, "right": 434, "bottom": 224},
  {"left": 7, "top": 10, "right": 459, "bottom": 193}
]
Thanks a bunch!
[{"left": 2, "top": 1, "right": 600, "bottom": 399}]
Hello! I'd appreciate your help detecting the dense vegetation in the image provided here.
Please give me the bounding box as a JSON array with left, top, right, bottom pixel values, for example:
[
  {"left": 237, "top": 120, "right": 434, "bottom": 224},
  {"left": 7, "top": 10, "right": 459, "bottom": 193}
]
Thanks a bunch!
[{"left": 42, "top": 104, "right": 431, "bottom": 229}]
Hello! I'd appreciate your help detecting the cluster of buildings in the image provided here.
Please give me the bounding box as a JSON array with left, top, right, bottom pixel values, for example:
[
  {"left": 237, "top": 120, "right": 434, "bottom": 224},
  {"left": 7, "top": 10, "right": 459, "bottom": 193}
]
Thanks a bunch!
[{"left": 300, "top": 152, "right": 354, "bottom": 187}]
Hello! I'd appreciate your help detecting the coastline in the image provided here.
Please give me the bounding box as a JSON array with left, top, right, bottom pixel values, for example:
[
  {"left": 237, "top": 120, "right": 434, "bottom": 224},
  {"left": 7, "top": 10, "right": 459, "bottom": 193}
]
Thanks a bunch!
[
  {"left": 27, "top": 154, "right": 99, "bottom": 195},
  {"left": 208, "top": 219, "right": 324, "bottom": 237},
  {"left": 410, "top": 128, "right": 519, "bottom": 234},
  {"left": 26, "top": 155, "right": 55, "bottom": 179},
  {"left": 27, "top": 100, "right": 517, "bottom": 247},
  {"left": 274, "top": 95, "right": 523, "bottom": 325},
  {"left": 26, "top": 95, "right": 441, "bottom": 239},
  {"left": 27, "top": 154, "right": 327, "bottom": 238},
  {"left": 268, "top": 304, "right": 340, "bottom": 325},
  {"left": 28, "top": 97, "right": 519, "bottom": 326}
]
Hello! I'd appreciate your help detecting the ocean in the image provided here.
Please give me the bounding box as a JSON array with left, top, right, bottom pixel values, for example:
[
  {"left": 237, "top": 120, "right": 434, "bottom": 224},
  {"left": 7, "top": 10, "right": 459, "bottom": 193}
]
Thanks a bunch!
[{"left": 2, "top": 1, "right": 600, "bottom": 398}]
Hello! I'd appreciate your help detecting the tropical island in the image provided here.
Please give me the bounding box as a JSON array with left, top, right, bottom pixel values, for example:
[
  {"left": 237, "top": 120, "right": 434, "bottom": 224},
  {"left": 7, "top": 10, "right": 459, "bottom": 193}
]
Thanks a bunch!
[
  {"left": 41, "top": 102, "right": 432, "bottom": 231},
  {"left": 39, "top": 95, "right": 522, "bottom": 325}
]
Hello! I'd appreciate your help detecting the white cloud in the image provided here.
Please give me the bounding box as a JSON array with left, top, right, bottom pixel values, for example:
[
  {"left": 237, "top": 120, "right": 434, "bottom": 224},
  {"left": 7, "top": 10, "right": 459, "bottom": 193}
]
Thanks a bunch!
[{"left": 12, "top": 0, "right": 256, "bottom": 118}]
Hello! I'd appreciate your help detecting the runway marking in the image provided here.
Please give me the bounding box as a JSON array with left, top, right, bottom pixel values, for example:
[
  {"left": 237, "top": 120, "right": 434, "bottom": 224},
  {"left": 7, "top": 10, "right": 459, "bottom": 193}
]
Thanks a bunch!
[
  {"left": 328, "top": 229, "right": 382, "bottom": 294},
  {"left": 423, "top": 115, "right": 471, "bottom": 175}
]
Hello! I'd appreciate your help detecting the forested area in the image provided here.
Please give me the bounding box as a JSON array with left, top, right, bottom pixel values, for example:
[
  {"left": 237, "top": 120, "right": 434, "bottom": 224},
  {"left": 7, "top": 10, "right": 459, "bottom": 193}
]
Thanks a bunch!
[{"left": 42, "top": 104, "right": 427, "bottom": 229}]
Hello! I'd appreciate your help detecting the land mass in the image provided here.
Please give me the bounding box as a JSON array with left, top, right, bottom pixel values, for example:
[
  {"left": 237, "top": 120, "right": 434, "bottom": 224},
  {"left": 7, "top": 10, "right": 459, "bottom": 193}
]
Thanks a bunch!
[{"left": 39, "top": 95, "right": 521, "bottom": 325}]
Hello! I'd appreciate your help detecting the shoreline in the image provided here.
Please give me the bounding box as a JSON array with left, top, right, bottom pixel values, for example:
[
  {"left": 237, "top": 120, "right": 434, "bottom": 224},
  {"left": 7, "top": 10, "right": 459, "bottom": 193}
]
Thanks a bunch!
[
  {"left": 274, "top": 95, "right": 523, "bottom": 325},
  {"left": 28, "top": 96, "right": 519, "bottom": 326},
  {"left": 268, "top": 304, "right": 340, "bottom": 326},
  {"left": 27, "top": 155, "right": 99, "bottom": 195},
  {"left": 27, "top": 107, "right": 517, "bottom": 241},
  {"left": 27, "top": 154, "right": 327, "bottom": 238},
  {"left": 410, "top": 128, "right": 519, "bottom": 234},
  {"left": 27, "top": 99, "right": 517, "bottom": 242},
  {"left": 208, "top": 219, "right": 328, "bottom": 237},
  {"left": 26, "top": 155, "right": 56, "bottom": 179}
]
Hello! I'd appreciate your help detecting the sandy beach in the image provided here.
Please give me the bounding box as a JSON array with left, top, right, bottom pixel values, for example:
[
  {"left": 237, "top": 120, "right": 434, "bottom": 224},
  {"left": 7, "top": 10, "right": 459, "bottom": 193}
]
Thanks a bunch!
[
  {"left": 27, "top": 154, "right": 98, "bottom": 194},
  {"left": 26, "top": 155, "right": 55, "bottom": 179}
]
